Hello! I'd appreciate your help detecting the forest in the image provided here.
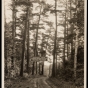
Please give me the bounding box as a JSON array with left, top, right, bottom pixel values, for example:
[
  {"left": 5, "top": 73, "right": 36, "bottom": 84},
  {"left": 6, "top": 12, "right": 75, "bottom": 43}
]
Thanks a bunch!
[{"left": 4, "top": 0, "right": 84, "bottom": 88}]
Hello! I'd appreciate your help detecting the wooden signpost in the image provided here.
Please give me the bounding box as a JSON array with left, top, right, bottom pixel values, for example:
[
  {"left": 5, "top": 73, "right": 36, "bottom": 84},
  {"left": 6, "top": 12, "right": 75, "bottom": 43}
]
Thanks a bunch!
[{"left": 31, "top": 57, "right": 47, "bottom": 62}]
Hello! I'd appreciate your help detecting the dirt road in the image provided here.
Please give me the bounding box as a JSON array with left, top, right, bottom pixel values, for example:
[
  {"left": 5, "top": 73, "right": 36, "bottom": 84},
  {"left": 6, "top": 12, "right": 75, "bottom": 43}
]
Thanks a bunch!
[
  {"left": 28, "top": 76, "right": 51, "bottom": 88},
  {"left": 5, "top": 75, "right": 84, "bottom": 88},
  {"left": 5, "top": 76, "right": 56, "bottom": 88}
]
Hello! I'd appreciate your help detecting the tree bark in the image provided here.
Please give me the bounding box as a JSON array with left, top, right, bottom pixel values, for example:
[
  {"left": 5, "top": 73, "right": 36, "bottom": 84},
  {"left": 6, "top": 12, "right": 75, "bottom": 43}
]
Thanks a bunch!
[
  {"left": 70, "top": 0, "right": 74, "bottom": 60},
  {"left": 32, "top": 4, "right": 42, "bottom": 75},
  {"left": 74, "top": 0, "right": 78, "bottom": 86},
  {"left": 52, "top": 0, "right": 57, "bottom": 77},
  {"left": 32, "top": 62, "right": 35, "bottom": 75},
  {"left": 11, "top": 0, "right": 16, "bottom": 68},
  {"left": 20, "top": 8, "right": 28, "bottom": 76},
  {"left": 26, "top": 7, "right": 30, "bottom": 73},
  {"left": 74, "top": 29, "right": 78, "bottom": 83},
  {"left": 4, "top": 1, "right": 8, "bottom": 75},
  {"left": 38, "top": 61, "right": 40, "bottom": 75},
  {"left": 66, "top": 0, "right": 68, "bottom": 59},
  {"left": 42, "top": 64, "right": 44, "bottom": 75},
  {"left": 63, "top": 12, "right": 66, "bottom": 69}
]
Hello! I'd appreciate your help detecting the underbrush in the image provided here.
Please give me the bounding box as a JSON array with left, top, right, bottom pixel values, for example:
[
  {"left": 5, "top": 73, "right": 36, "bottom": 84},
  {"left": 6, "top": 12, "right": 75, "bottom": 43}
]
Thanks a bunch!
[{"left": 56, "top": 68, "right": 84, "bottom": 87}]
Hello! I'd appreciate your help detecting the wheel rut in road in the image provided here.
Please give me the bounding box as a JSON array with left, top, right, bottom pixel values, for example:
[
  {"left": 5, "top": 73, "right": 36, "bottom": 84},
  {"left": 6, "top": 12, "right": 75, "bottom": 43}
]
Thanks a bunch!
[
  {"left": 37, "top": 77, "right": 51, "bottom": 88},
  {"left": 6, "top": 76, "right": 56, "bottom": 88},
  {"left": 28, "top": 76, "right": 52, "bottom": 88}
]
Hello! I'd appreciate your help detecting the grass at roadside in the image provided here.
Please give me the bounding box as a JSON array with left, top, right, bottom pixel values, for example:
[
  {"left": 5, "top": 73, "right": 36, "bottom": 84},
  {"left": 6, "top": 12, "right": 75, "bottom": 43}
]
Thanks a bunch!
[{"left": 46, "top": 77, "right": 84, "bottom": 88}]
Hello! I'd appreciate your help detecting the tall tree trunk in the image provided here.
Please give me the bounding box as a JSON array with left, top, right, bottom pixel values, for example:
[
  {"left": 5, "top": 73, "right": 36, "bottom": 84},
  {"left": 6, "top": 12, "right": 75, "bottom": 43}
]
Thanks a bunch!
[
  {"left": 70, "top": 0, "right": 74, "bottom": 60},
  {"left": 36, "top": 61, "right": 37, "bottom": 74},
  {"left": 66, "top": 26, "right": 68, "bottom": 59},
  {"left": 4, "top": 0, "right": 8, "bottom": 75},
  {"left": 20, "top": 7, "right": 28, "bottom": 76},
  {"left": 66, "top": 0, "right": 69, "bottom": 59},
  {"left": 5, "top": 41, "right": 8, "bottom": 75},
  {"left": 39, "top": 63, "right": 40, "bottom": 75},
  {"left": 35, "top": 13, "right": 41, "bottom": 75},
  {"left": 41, "top": 33, "right": 44, "bottom": 75},
  {"left": 32, "top": 4, "right": 42, "bottom": 75},
  {"left": 74, "top": 0, "right": 78, "bottom": 86},
  {"left": 27, "top": 19, "right": 29, "bottom": 72},
  {"left": 52, "top": 0, "right": 57, "bottom": 77},
  {"left": 32, "top": 62, "right": 35, "bottom": 75},
  {"left": 42, "top": 64, "right": 44, "bottom": 75},
  {"left": 63, "top": 12, "right": 66, "bottom": 69},
  {"left": 26, "top": 7, "right": 30, "bottom": 73},
  {"left": 74, "top": 29, "right": 78, "bottom": 84},
  {"left": 11, "top": 0, "right": 16, "bottom": 68}
]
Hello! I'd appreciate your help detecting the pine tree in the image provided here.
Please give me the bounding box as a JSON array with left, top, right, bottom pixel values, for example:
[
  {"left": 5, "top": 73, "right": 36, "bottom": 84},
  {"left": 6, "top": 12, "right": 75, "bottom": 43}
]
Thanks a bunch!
[
  {"left": 52, "top": 0, "right": 57, "bottom": 77},
  {"left": 20, "top": 7, "right": 29, "bottom": 76}
]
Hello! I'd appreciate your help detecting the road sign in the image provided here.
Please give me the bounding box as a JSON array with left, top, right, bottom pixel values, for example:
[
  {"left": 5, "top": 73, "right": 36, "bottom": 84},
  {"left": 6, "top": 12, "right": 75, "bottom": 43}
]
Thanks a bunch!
[{"left": 31, "top": 57, "right": 47, "bottom": 61}]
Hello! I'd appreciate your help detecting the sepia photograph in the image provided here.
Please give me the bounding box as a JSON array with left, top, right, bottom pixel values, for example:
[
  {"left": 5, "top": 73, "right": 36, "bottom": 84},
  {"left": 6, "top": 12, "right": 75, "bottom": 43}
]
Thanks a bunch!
[{"left": 2, "top": 0, "right": 86, "bottom": 88}]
